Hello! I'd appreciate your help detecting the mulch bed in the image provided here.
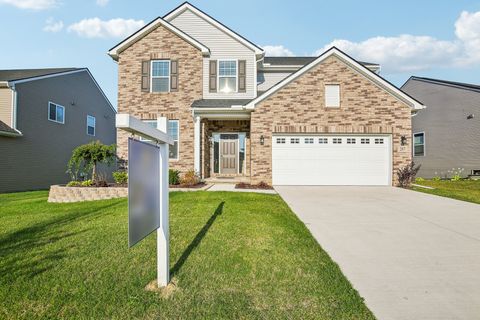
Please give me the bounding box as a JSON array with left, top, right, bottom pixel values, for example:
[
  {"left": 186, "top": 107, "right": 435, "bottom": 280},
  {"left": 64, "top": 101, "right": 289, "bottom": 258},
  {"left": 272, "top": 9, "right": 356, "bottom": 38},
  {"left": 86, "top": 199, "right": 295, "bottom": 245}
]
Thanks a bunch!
[{"left": 235, "top": 182, "right": 274, "bottom": 190}]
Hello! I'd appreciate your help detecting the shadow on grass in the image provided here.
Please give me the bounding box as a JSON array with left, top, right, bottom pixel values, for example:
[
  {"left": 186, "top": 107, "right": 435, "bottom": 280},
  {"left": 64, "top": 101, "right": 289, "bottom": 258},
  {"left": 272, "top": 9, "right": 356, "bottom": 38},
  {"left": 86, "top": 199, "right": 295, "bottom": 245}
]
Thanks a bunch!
[
  {"left": 171, "top": 201, "right": 224, "bottom": 276},
  {"left": 0, "top": 201, "right": 124, "bottom": 280}
]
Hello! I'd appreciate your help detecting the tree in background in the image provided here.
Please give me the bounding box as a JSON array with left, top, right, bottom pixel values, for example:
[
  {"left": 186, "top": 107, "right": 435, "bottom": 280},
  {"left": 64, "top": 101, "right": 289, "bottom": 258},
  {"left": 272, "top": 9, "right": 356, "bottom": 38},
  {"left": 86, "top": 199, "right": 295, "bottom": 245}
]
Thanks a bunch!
[{"left": 67, "top": 141, "right": 116, "bottom": 183}]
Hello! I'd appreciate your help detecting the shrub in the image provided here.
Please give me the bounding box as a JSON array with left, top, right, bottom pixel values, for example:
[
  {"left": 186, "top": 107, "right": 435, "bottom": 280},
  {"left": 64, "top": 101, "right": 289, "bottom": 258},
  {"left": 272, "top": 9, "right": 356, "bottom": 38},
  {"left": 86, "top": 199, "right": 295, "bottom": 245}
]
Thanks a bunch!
[
  {"left": 397, "top": 162, "right": 421, "bottom": 188},
  {"left": 415, "top": 177, "right": 425, "bottom": 183},
  {"left": 169, "top": 169, "right": 181, "bottom": 185},
  {"left": 181, "top": 170, "right": 199, "bottom": 186},
  {"left": 447, "top": 168, "right": 465, "bottom": 181},
  {"left": 67, "top": 141, "right": 116, "bottom": 183},
  {"left": 81, "top": 180, "right": 93, "bottom": 187},
  {"left": 113, "top": 171, "right": 128, "bottom": 185},
  {"left": 66, "top": 181, "right": 82, "bottom": 187}
]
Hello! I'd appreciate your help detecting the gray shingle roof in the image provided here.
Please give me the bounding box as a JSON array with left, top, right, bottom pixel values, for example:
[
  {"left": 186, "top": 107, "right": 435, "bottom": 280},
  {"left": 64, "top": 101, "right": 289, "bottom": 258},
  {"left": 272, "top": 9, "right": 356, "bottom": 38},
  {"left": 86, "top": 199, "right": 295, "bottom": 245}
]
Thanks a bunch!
[
  {"left": 408, "top": 76, "right": 480, "bottom": 93},
  {"left": 191, "top": 99, "right": 253, "bottom": 108},
  {"left": 263, "top": 57, "right": 379, "bottom": 67},
  {"left": 0, "top": 120, "right": 19, "bottom": 135},
  {"left": 0, "top": 68, "right": 79, "bottom": 82}
]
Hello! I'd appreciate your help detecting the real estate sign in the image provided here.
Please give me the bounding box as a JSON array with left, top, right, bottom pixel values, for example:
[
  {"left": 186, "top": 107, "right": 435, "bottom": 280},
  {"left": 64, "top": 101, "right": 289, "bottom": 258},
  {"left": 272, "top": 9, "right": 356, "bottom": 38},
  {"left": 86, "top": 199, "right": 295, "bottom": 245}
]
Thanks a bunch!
[{"left": 128, "top": 138, "right": 160, "bottom": 247}]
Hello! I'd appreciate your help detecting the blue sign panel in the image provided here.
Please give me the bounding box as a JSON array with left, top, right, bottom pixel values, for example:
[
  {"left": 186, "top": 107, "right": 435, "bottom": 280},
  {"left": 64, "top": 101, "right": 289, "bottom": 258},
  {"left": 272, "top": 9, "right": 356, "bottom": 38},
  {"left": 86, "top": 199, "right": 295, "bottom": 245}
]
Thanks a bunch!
[{"left": 128, "top": 138, "right": 160, "bottom": 247}]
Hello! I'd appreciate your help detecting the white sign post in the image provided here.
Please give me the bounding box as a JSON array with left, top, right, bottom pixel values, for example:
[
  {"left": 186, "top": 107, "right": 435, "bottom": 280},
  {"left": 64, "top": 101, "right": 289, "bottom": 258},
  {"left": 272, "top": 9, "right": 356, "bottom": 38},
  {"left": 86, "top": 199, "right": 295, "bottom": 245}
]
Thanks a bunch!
[{"left": 116, "top": 114, "right": 174, "bottom": 288}]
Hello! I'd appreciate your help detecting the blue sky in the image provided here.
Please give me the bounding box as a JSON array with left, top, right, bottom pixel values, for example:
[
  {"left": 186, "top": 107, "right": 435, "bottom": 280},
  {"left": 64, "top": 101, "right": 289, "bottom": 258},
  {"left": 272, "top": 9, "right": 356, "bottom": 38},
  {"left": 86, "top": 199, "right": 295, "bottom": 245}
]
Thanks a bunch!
[{"left": 1, "top": 0, "right": 480, "bottom": 108}]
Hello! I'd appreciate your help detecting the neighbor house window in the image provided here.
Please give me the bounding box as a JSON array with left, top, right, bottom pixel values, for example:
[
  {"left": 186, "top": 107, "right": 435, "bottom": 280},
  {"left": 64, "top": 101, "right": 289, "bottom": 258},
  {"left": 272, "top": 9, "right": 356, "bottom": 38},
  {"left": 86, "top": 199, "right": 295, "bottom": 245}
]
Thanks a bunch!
[
  {"left": 141, "top": 119, "right": 179, "bottom": 159},
  {"left": 414, "top": 132, "right": 425, "bottom": 156},
  {"left": 218, "top": 60, "right": 237, "bottom": 93},
  {"left": 48, "top": 102, "right": 65, "bottom": 124},
  {"left": 87, "top": 115, "right": 96, "bottom": 136},
  {"left": 151, "top": 60, "right": 170, "bottom": 92},
  {"left": 325, "top": 84, "right": 340, "bottom": 108}
]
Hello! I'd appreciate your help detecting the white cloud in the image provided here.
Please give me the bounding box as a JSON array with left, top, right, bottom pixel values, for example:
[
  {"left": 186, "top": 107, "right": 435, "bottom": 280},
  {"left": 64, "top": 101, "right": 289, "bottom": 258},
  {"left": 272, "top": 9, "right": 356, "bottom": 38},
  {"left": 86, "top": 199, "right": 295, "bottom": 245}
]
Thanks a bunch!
[
  {"left": 68, "top": 18, "right": 145, "bottom": 38},
  {"left": 96, "top": 0, "right": 108, "bottom": 7},
  {"left": 455, "top": 10, "right": 480, "bottom": 65},
  {"left": 263, "top": 45, "right": 294, "bottom": 57},
  {"left": 0, "top": 0, "right": 58, "bottom": 10},
  {"left": 43, "top": 17, "right": 63, "bottom": 32}
]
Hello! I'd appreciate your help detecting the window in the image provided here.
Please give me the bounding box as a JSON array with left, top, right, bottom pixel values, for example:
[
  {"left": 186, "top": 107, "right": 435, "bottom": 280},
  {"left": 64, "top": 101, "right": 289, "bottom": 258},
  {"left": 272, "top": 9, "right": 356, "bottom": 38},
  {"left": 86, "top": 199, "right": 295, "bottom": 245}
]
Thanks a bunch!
[
  {"left": 413, "top": 132, "right": 425, "bottom": 156},
  {"left": 325, "top": 84, "right": 340, "bottom": 107},
  {"left": 151, "top": 60, "right": 170, "bottom": 92},
  {"left": 290, "top": 138, "right": 300, "bottom": 144},
  {"left": 218, "top": 60, "right": 237, "bottom": 93},
  {"left": 141, "top": 119, "right": 179, "bottom": 159},
  {"left": 48, "top": 102, "right": 65, "bottom": 124},
  {"left": 305, "top": 138, "right": 314, "bottom": 144},
  {"left": 87, "top": 115, "right": 95, "bottom": 136},
  {"left": 276, "top": 138, "right": 286, "bottom": 144},
  {"left": 319, "top": 138, "right": 328, "bottom": 144},
  {"left": 333, "top": 138, "right": 342, "bottom": 144},
  {"left": 361, "top": 138, "right": 370, "bottom": 144},
  {"left": 347, "top": 138, "right": 356, "bottom": 144},
  {"left": 375, "top": 138, "right": 384, "bottom": 144}
]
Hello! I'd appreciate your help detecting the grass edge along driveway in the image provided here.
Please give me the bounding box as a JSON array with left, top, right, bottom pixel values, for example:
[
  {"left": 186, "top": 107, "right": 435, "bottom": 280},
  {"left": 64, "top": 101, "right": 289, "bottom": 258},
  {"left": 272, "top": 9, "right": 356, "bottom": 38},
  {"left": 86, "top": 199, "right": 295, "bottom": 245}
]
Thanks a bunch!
[
  {"left": 413, "top": 179, "right": 480, "bottom": 205},
  {"left": 0, "top": 191, "right": 374, "bottom": 319}
]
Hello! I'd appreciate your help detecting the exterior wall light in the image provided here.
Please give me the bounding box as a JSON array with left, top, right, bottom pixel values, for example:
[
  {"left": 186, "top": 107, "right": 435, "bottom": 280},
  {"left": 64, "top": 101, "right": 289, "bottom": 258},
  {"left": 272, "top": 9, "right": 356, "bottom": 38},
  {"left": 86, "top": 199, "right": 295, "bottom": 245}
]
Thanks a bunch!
[
  {"left": 401, "top": 135, "right": 407, "bottom": 146},
  {"left": 260, "top": 135, "right": 265, "bottom": 145},
  {"left": 467, "top": 114, "right": 474, "bottom": 120}
]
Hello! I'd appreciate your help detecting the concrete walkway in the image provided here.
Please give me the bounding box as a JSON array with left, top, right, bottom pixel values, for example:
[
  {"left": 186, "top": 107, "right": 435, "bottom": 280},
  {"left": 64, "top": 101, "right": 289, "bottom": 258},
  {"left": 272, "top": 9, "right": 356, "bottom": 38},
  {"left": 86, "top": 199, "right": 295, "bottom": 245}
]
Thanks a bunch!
[{"left": 276, "top": 186, "right": 480, "bottom": 320}]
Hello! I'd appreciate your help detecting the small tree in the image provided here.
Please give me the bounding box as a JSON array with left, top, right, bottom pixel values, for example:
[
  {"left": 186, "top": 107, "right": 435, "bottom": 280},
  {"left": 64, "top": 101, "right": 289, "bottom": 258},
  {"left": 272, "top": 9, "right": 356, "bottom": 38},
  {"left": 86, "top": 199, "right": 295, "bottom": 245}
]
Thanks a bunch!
[
  {"left": 397, "top": 162, "right": 421, "bottom": 188},
  {"left": 68, "top": 141, "right": 116, "bottom": 182}
]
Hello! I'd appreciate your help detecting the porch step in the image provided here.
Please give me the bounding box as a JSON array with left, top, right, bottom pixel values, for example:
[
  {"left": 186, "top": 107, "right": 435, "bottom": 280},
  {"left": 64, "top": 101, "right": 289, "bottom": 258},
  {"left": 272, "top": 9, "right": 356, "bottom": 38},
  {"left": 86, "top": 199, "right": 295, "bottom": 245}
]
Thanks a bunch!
[{"left": 204, "top": 176, "right": 251, "bottom": 184}]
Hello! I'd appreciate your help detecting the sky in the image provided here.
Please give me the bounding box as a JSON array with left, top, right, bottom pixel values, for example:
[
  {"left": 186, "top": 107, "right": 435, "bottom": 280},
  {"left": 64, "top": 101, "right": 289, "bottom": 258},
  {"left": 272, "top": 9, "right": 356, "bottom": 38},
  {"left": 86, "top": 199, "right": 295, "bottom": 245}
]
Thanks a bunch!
[{"left": 1, "top": 0, "right": 480, "bottom": 109}]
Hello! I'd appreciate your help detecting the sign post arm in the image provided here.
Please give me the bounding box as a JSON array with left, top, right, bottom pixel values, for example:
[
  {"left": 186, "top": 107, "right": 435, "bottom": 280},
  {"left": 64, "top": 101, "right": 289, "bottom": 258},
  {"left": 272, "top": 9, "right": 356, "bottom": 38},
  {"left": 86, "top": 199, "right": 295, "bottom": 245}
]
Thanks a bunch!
[{"left": 157, "top": 117, "right": 170, "bottom": 287}]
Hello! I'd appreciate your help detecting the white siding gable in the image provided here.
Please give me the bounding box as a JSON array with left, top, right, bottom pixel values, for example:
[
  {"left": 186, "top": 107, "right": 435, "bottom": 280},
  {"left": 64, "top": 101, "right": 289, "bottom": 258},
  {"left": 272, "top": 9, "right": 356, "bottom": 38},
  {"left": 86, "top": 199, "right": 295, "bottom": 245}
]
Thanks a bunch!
[{"left": 168, "top": 9, "right": 256, "bottom": 99}]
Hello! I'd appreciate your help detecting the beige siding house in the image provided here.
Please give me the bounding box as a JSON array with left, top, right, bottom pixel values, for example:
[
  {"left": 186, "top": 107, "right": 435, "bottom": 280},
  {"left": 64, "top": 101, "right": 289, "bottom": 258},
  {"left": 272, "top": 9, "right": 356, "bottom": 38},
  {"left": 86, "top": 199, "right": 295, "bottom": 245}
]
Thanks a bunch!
[
  {"left": 109, "top": 2, "right": 424, "bottom": 186},
  {"left": 0, "top": 68, "right": 116, "bottom": 193}
]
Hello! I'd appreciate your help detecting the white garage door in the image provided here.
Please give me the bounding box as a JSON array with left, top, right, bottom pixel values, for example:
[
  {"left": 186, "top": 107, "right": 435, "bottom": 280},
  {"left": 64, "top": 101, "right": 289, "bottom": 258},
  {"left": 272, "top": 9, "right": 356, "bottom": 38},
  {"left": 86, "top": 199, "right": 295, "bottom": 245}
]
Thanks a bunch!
[{"left": 272, "top": 135, "right": 391, "bottom": 186}]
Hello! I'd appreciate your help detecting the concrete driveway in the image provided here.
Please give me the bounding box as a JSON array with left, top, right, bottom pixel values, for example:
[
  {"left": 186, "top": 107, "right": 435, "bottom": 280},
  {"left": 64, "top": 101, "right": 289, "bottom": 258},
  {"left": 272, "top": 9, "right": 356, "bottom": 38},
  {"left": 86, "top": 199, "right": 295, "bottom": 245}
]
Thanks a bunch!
[{"left": 276, "top": 186, "right": 480, "bottom": 320}]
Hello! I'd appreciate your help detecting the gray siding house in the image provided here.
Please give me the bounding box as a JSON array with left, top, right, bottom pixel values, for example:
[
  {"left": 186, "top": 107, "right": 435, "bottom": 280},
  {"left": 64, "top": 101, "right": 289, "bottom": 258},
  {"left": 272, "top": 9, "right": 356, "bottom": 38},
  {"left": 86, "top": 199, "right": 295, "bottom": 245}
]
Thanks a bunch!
[
  {"left": 0, "top": 68, "right": 116, "bottom": 193},
  {"left": 402, "top": 77, "right": 480, "bottom": 178}
]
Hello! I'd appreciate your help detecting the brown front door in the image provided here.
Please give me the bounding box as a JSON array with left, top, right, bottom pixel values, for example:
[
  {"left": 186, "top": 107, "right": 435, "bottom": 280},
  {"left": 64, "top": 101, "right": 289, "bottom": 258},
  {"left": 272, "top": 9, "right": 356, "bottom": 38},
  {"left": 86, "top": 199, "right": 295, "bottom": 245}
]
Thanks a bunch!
[{"left": 220, "top": 138, "right": 238, "bottom": 174}]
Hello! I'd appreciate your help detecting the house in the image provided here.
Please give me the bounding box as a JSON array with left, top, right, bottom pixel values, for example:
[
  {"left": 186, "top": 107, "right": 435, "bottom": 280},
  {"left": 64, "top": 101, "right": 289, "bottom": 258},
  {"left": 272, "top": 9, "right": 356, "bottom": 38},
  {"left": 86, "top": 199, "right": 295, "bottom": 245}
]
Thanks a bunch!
[
  {"left": 0, "top": 68, "right": 116, "bottom": 193},
  {"left": 108, "top": 2, "right": 424, "bottom": 186},
  {"left": 402, "top": 76, "right": 480, "bottom": 178}
]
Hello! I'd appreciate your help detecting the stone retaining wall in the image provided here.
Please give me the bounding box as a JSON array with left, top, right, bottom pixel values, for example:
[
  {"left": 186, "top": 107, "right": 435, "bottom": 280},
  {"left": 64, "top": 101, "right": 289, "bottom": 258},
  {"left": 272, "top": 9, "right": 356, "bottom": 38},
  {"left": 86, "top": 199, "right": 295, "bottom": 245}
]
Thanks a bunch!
[{"left": 48, "top": 185, "right": 127, "bottom": 203}]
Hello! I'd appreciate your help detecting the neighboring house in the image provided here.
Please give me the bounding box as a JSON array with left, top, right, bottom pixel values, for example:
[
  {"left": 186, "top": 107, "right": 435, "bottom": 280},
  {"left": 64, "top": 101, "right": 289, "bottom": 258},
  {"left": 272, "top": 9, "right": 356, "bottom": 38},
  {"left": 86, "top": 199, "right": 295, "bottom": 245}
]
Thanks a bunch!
[
  {"left": 0, "top": 68, "right": 116, "bottom": 193},
  {"left": 402, "top": 76, "right": 480, "bottom": 178},
  {"left": 108, "top": 2, "right": 424, "bottom": 186}
]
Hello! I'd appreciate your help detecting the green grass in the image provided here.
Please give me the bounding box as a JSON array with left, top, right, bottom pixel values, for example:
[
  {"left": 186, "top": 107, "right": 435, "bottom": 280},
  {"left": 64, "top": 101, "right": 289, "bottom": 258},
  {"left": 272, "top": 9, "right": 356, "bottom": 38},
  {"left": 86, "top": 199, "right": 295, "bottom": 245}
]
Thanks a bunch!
[
  {"left": 414, "top": 180, "right": 480, "bottom": 204},
  {"left": 0, "top": 191, "right": 374, "bottom": 319}
]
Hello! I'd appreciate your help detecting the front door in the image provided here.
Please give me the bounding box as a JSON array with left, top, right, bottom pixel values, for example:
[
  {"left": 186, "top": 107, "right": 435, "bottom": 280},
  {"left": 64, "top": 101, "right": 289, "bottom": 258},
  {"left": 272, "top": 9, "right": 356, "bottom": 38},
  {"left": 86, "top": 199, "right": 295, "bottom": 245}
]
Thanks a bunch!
[{"left": 220, "top": 135, "right": 238, "bottom": 174}]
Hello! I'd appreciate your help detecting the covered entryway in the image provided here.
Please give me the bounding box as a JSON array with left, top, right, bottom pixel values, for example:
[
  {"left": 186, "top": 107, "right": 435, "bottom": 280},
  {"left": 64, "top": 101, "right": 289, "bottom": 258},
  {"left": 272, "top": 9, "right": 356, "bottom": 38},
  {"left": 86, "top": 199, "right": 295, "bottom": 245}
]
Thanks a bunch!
[{"left": 272, "top": 135, "right": 391, "bottom": 185}]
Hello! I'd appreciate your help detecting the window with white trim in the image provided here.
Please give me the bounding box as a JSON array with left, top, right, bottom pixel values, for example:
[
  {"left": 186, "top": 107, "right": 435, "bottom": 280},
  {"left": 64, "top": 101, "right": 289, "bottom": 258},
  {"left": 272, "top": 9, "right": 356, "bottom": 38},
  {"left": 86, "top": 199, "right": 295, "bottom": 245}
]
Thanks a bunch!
[
  {"left": 333, "top": 138, "right": 342, "bottom": 144},
  {"left": 304, "top": 138, "right": 314, "bottom": 144},
  {"left": 413, "top": 132, "right": 425, "bottom": 156},
  {"left": 325, "top": 84, "right": 340, "bottom": 107},
  {"left": 151, "top": 60, "right": 170, "bottom": 92},
  {"left": 276, "top": 138, "right": 286, "bottom": 144},
  {"left": 218, "top": 60, "right": 237, "bottom": 93},
  {"left": 319, "top": 138, "right": 328, "bottom": 144},
  {"left": 141, "top": 119, "right": 179, "bottom": 159},
  {"left": 87, "top": 115, "right": 95, "bottom": 136},
  {"left": 290, "top": 138, "right": 300, "bottom": 144},
  {"left": 48, "top": 102, "right": 65, "bottom": 124}
]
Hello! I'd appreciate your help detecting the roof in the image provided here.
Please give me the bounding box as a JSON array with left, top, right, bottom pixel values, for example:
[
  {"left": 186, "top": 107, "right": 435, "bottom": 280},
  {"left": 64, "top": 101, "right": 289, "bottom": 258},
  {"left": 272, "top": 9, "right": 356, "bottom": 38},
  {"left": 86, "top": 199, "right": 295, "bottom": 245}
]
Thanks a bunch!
[
  {"left": 0, "top": 68, "right": 79, "bottom": 82},
  {"left": 0, "top": 120, "right": 21, "bottom": 137},
  {"left": 163, "top": 2, "right": 264, "bottom": 56},
  {"left": 191, "top": 99, "right": 253, "bottom": 108},
  {"left": 108, "top": 16, "right": 210, "bottom": 61},
  {"left": 404, "top": 76, "right": 480, "bottom": 93},
  {"left": 263, "top": 57, "right": 379, "bottom": 67},
  {"left": 247, "top": 46, "right": 425, "bottom": 110}
]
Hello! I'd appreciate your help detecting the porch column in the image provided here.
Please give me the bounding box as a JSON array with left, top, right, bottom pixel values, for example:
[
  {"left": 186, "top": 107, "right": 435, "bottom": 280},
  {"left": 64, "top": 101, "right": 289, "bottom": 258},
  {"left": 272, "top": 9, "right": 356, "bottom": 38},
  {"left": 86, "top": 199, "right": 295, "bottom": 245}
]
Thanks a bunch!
[{"left": 194, "top": 115, "right": 201, "bottom": 176}]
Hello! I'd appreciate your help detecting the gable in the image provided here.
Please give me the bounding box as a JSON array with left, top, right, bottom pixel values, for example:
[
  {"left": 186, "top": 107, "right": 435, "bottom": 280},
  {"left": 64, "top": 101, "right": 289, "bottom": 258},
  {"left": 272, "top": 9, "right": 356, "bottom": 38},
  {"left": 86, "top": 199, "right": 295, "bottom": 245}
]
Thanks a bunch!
[{"left": 248, "top": 47, "right": 424, "bottom": 111}]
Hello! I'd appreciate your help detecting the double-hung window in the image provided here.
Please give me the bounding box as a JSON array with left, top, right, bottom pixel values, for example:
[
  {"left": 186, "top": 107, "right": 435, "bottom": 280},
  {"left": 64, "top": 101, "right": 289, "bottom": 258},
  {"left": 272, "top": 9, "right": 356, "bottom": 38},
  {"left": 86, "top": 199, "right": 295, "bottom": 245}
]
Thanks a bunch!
[
  {"left": 413, "top": 132, "right": 425, "bottom": 156},
  {"left": 151, "top": 60, "right": 170, "bottom": 92},
  {"left": 141, "top": 119, "right": 179, "bottom": 160},
  {"left": 48, "top": 102, "right": 65, "bottom": 124},
  {"left": 218, "top": 60, "right": 237, "bottom": 93},
  {"left": 87, "top": 115, "right": 96, "bottom": 136}
]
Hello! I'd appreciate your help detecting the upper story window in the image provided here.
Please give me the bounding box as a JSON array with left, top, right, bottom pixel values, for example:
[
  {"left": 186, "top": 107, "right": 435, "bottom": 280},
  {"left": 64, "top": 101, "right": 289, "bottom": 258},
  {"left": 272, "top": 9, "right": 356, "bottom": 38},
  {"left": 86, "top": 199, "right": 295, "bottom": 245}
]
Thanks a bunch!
[
  {"left": 48, "top": 102, "right": 65, "bottom": 124},
  {"left": 413, "top": 132, "right": 425, "bottom": 156},
  {"left": 218, "top": 60, "right": 237, "bottom": 93},
  {"left": 151, "top": 60, "right": 170, "bottom": 92},
  {"left": 87, "top": 115, "right": 96, "bottom": 136},
  {"left": 141, "top": 119, "right": 179, "bottom": 160},
  {"left": 325, "top": 84, "right": 340, "bottom": 108}
]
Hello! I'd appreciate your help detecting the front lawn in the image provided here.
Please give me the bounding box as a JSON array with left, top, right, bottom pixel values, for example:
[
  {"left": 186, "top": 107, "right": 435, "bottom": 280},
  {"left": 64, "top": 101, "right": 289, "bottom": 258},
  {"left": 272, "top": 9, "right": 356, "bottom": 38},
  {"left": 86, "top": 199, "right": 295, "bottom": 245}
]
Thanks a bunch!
[
  {"left": 0, "top": 191, "right": 373, "bottom": 319},
  {"left": 413, "top": 179, "right": 480, "bottom": 204}
]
